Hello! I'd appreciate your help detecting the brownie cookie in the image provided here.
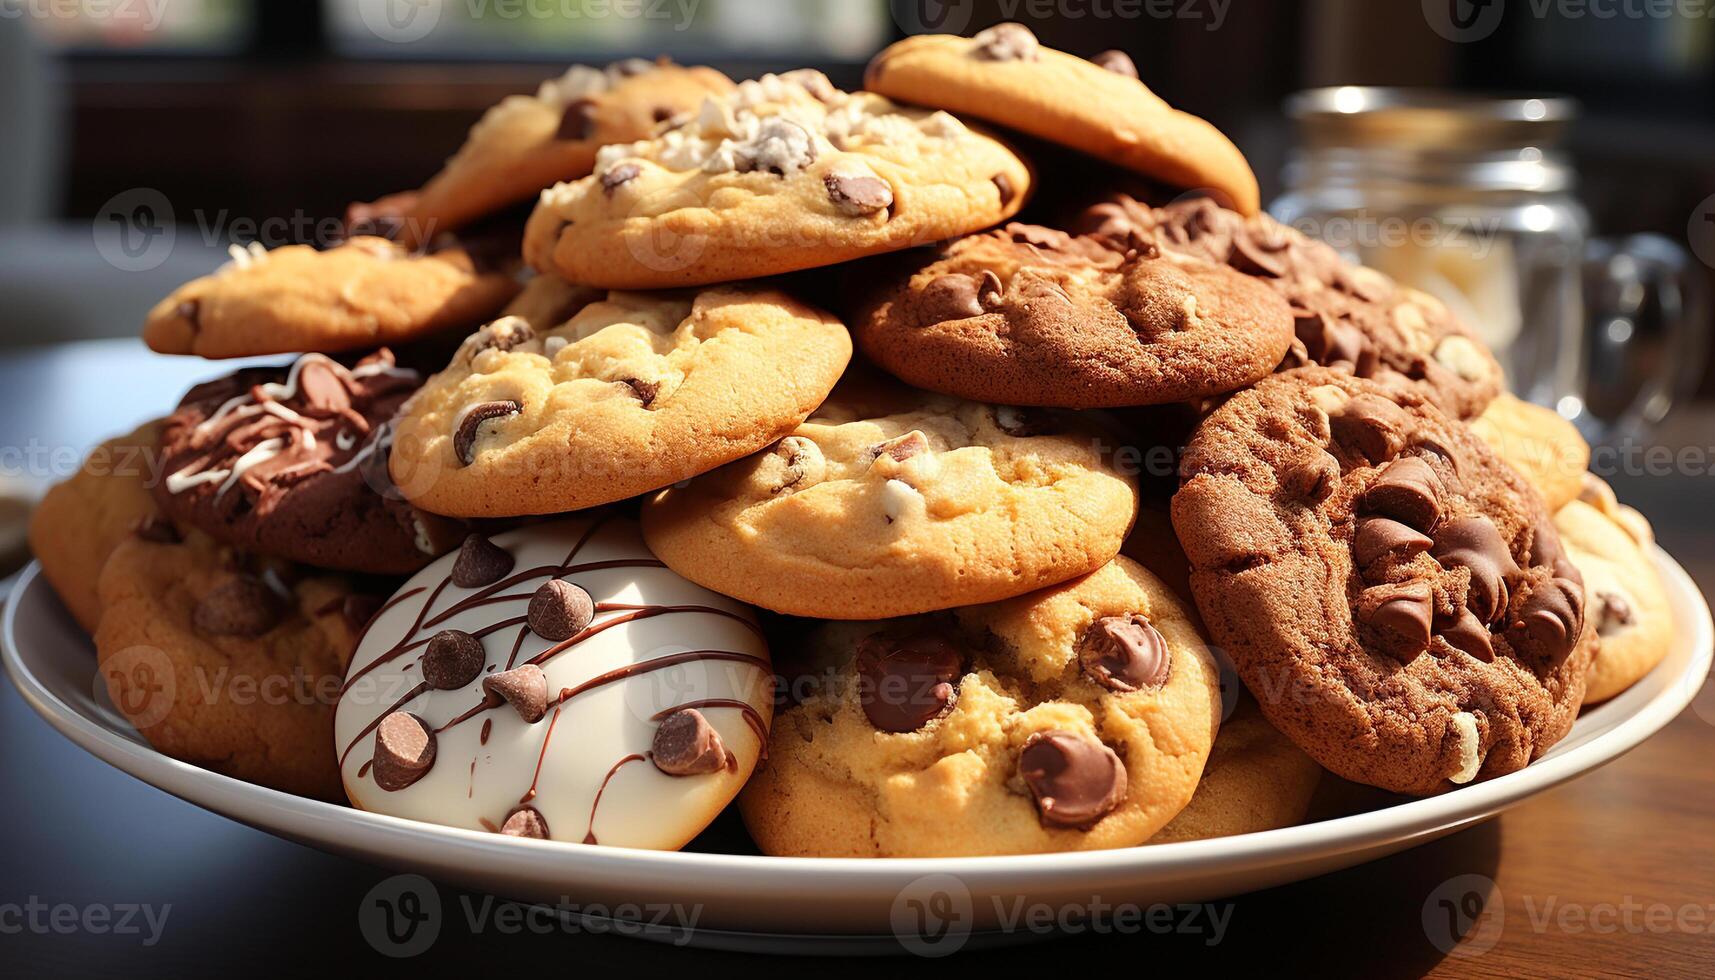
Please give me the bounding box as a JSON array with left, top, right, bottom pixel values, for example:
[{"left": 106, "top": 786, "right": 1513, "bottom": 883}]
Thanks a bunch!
[
  {"left": 1149, "top": 695, "right": 1322, "bottom": 843},
  {"left": 1471, "top": 394, "right": 1590, "bottom": 511},
  {"left": 1173, "top": 368, "right": 1590, "bottom": 794},
  {"left": 642, "top": 379, "right": 1139, "bottom": 619},
  {"left": 855, "top": 220, "right": 1294, "bottom": 407},
  {"left": 335, "top": 517, "right": 772, "bottom": 849},
  {"left": 94, "top": 530, "right": 381, "bottom": 800},
  {"left": 739, "top": 556, "right": 1219, "bottom": 856},
  {"left": 405, "top": 59, "right": 733, "bottom": 244},
  {"left": 865, "top": 23, "right": 1258, "bottom": 214},
  {"left": 143, "top": 236, "right": 520, "bottom": 359},
  {"left": 1072, "top": 195, "right": 1504, "bottom": 419},
  {"left": 28, "top": 421, "right": 174, "bottom": 633},
  {"left": 154, "top": 351, "right": 462, "bottom": 574},
  {"left": 1556, "top": 500, "right": 1672, "bottom": 704},
  {"left": 523, "top": 70, "right": 1032, "bottom": 288},
  {"left": 389, "top": 286, "right": 850, "bottom": 518}
]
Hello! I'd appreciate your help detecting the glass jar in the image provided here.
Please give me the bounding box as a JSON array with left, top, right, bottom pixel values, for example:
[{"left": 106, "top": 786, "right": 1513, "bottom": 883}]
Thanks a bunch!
[{"left": 1274, "top": 88, "right": 1703, "bottom": 440}]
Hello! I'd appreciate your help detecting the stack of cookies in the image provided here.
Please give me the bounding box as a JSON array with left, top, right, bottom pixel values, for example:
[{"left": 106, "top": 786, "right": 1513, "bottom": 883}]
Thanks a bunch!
[{"left": 28, "top": 24, "right": 1675, "bottom": 856}]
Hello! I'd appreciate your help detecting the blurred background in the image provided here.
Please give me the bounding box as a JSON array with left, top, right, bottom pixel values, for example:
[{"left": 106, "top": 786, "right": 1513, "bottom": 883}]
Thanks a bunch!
[{"left": 0, "top": 0, "right": 1711, "bottom": 408}]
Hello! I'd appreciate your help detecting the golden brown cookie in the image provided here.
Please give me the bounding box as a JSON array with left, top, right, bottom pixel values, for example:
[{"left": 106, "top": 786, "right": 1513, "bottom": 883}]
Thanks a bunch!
[
  {"left": 1577, "top": 473, "right": 1655, "bottom": 549},
  {"left": 1556, "top": 500, "right": 1673, "bottom": 704},
  {"left": 642, "top": 380, "right": 1139, "bottom": 619},
  {"left": 1471, "top": 394, "right": 1590, "bottom": 511},
  {"left": 93, "top": 530, "right": 385, "bottom": 800},
  {"left": 865, "top": 23, "right": 1259, "bottom": 214},
  {"left": 27, "top": 421, "right": 173, "bottom": 633},
  {"left": 389, "top": 286, "right": 850, "bottom": 518},
  {"left": 1173, "top": 368, "right": 1590, "bottom": 795},
  {"left": 855, "top": 221, "right": 1294, "bottom": 408},
  {"left": 740, "top": 557, "right": 1220, "bottom": 856},
  {"left": 405, "top": 59, "right": 733, "bottom": 244},
  {"left": 523, "top": 70, "right": 1033, "bottom": 289},
  {"left": 143, "top": 237, "right": 520, "bottom": 359},
  {"left": 1149, "top": 695, "right": 1322, "bottom": 843}
]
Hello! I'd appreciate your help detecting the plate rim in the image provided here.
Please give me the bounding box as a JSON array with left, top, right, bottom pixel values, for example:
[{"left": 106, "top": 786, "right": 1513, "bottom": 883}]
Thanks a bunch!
[{"left": 5, "top": 549, "right": 1711, "bottom": 887}]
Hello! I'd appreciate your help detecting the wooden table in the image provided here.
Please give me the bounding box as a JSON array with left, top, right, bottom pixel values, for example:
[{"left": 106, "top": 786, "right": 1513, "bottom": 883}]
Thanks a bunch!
[{"left": 2, "top": 343, "right": 1711, "bottom": 975}]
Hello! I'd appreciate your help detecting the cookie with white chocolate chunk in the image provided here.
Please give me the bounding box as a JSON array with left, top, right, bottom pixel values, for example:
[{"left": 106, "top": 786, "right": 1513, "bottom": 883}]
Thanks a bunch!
[{"left": 1173, "top": 368, "right": 1590, "bottom": 795}]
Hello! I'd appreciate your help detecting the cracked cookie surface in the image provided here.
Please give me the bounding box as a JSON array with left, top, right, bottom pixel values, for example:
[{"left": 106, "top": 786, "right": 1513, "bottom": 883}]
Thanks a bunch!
[
  {"left": 1073, "top": 196, "right": 1503, "bottom": 419},
  {"left": 523, "top": 70, "right": 1032, "bottom": 288},
  {"left": 855, "top": 220, "right": 1294, "bottom": 407},
  {"left": 865, "top": 23, "right": 1258, "bottom": 214},
  {"left": 389, "top": 286, "right": 850, "bottom": 517},
  {"left": 739, "top": 556, "right": 1219, "bottom": 856},
  {"left": 1172, "top": 368, "right": 1589, "bottom": 794},
  {"left": 641, "top": 379, "right": 1139, "bottom": 619}
]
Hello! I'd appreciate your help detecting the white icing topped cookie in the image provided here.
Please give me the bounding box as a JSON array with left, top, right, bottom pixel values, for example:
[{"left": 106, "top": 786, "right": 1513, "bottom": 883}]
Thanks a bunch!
[{"left": 334, "top": 516, "right": 772, "bottom": 849}]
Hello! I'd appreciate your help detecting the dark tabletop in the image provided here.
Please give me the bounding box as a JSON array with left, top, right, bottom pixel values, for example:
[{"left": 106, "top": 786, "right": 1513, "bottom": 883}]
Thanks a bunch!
[{"left": 4, "top": 342, "right": 1713, "bottom": 976}]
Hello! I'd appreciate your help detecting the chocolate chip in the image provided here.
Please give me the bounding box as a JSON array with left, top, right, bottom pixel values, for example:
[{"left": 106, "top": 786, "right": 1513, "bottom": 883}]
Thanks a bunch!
[
  {"left": 133, "top": 514, "right": 180, "bottom": 543},
  {"left": 974, "top": 22, "right": 1040, "bottom": 61},
  {"left": 1078, "top": 615, "right": 1170, "bottom": 692},
  {"left": 1431, "top": 516, "right": 1520, "bottom": 624},
  {"left": 483, "top": 664, "right": 548, "bottom": 723},
  {"left": 620, "top": 377, "right": 660, "bottom": 406},
  {"left": 1018, "top": 730, "right": 1127, "bottom": 830},
  {"left": 422, "top": 629, "right": 485, "bottom": 690},
  {"left": 527, "top": 580, "right": 594, "bottom": 641},
  {"left": 651, "top": 105, "right": 674, "bottom": 123},
  {"left": 372, "top": 711, "right": 436, "bottom": 791},
  {"left": 1359, "top": 580, "right": 1434, "bottom": 662},
  {"left": 1353, "top": 516, "right": 1434, "bottom": 568},
  {"left": 1281, "top": 451, "right": 1341, "bottom": 503},
  {"left": 824, "top": 173, "right": 893, "bottom": 216},
  {"left": 451, "top": 533, "right": 515, "bottom": 588},
  {"left": 192, "top": 576, "right": 281, "bottom": 637},
  {"left": 464, "top": 318, "right": 535, "bottom": 359},
  {"left": 556, "top": 98, "right": 598, "bottom": 141},
  {"left": 1526, "top": 522, "right": 1582, "bottom": 584},
  {"left": 500, "top": 805, "right": 549, "bottom": 839},
  {"left": 297, "top": 359, "right": 353, "bottom": 416},
  {"left": 1597, "top": 590, "right": 1635, "bottom": 633},
  {"left": 1439, "top": 607, "right": 1496, "bottom": 662},
  {"left": 1298, "top": 312, "right": 1371, "bottom": 373},
  {"left": 1090, "top": 49, "right": 1138, "bottom": 77},
  {"left": 855, "top": 631, "right": 963, "bottom": 733},
  {"left": 1507, "top": 578, "right": 1584, "bottom": 663},
  {"left": 1328, "top": 394, "right": 1406, "bottom": 463},
  {"left": 992, "top": 172, "right": 1017, "bottom": 206},
  {"left": 601, "top": 161, "right": 642, "bottom": 194},
  {"left": 453, "top": 400, "right": 521, "bottom": 466},
  {"left": 1232, "top": 231, "right": 1290, "bottom": 278},
  {"left": 650, "top": 708, "right": 730, "bottom": 776},
  {"left": 918, "top": 272, "right": 996, "bottom": 322},
  {"left": 872, "top": 430, "right": 930, "bottom": 463},
  {"left": 177, "top": 298, "right": 201, "bottom": 329},
  {"left": 1363, "top": 457, "right": 1443, "bottom": 532}
]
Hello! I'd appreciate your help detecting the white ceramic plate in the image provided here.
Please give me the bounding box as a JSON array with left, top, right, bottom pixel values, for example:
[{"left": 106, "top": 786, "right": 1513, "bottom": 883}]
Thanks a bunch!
[{"left": 5, "top": 552, "right": 1711, "bottom": 953}]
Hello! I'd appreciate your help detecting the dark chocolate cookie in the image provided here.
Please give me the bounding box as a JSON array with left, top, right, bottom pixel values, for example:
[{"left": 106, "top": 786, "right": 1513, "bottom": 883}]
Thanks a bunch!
[
  {"left": 854, "top": 221, "right": 1295, "bottom": 408},
  {"left": 155, "top": 350, "right": 462, "bottom": 574},
  {"left": 1072, "top": 196, "right": 1504, "bottom": 419},
  {"left": 1171, "top": 368, "right": 1588, "bottom": 794}
]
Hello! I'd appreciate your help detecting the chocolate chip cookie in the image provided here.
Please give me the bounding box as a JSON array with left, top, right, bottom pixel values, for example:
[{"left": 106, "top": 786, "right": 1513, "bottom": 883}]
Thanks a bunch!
[
  {"left": 1149, "top": 695, "right": 1322, "bottom": 843},
  {"left": 739, "top": 556, "right": 1219, "bottom": 856},
  {"left": 1471, "top": 394, "right": 1590, "bottom": 511},
  {"left": 94, "top": 529, "right": 382, "bottom": 800},
  {"left": 1173, "top": 368, "right": 1589, "bottom": 794},
  {"left": 405, "top": 59, "right": 733, "bottom": 244},
  {"left": 523, "top": 70, "right": 1032, "bottom": 288},
  {"left": 154, "top": 351, "right": 462, "bottom": 574},
  {"left": 1556, "top": 500, "right": 1672, "bottom": 704},
  {"left": 641, "top": 378, "right": 1139, "bottom": 619},
  {"left": 855, "top": 220, "right": 1294, "bottom": 407},
  {"left": 389, "top": 285, "right": 850, "bottom": 517},
  {"left": 143, "top": 236, "right": 520, "bottom": 359},
  {"left": 865, "top": 23, "right": 1259, "bottom": 214},
  {"left": 1072, "top": 195, "right": 1504, "bottom": 419},
  {"left": 28, "top": 421, "right": 174, "bottom": 633}
]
